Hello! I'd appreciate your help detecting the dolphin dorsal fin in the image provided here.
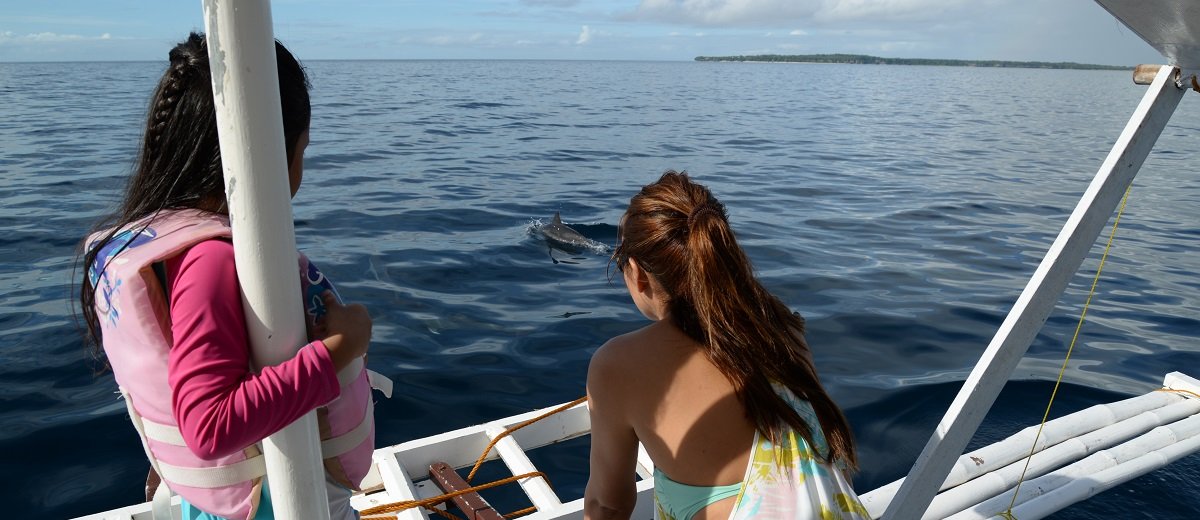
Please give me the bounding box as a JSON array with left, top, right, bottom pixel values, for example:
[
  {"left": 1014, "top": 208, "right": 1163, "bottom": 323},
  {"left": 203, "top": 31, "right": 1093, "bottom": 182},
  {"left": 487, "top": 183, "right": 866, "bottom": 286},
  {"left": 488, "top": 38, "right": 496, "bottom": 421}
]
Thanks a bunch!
[{"left": 553, "top": 212, "right": 562, "bottom": 225}]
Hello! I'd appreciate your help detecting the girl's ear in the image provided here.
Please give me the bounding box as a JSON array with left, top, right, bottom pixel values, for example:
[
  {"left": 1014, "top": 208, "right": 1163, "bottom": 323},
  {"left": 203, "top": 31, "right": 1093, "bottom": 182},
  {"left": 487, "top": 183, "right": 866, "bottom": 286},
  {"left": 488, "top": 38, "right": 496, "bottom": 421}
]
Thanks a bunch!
[{"left": 627, "top": 258, "right": 652, "bottom": 294}]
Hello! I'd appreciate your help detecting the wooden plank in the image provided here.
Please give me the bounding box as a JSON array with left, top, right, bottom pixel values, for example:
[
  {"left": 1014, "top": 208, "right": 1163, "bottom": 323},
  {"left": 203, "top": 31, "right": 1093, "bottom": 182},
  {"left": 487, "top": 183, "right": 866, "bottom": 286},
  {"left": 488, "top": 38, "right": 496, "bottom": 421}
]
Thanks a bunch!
[
  {"left": 881, "top": 64, "right": 1187, "bottom": 520},
  {"left": 1133, "top": 64, "right": 1164, "bottom": 85},
  {"left": 429, "top": 462, "right": 505, "bottom": 520}
]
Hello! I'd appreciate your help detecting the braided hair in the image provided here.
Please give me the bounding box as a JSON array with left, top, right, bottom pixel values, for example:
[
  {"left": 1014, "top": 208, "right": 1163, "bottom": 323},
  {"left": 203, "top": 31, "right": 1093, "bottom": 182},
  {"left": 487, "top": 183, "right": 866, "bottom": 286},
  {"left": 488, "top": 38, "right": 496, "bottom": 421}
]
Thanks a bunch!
[{"left": 78, "top": 32, "right": 311, "bottom": 367}]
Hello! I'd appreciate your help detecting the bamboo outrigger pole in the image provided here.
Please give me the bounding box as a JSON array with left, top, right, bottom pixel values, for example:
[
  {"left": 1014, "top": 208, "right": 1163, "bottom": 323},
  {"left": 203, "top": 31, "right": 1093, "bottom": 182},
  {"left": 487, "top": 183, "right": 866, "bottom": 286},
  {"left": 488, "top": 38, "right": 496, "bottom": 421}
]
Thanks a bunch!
[{"left": 200, "top": 1, "right": 332, "bottom": 517}]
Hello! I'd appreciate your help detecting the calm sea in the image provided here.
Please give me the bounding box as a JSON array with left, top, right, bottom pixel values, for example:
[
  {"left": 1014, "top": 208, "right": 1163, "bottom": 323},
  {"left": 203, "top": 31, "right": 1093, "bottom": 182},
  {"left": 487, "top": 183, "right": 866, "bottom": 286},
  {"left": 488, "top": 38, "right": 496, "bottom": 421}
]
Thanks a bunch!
[{"left": 2, "top": 60, "right": 1198, "bottom": 518}]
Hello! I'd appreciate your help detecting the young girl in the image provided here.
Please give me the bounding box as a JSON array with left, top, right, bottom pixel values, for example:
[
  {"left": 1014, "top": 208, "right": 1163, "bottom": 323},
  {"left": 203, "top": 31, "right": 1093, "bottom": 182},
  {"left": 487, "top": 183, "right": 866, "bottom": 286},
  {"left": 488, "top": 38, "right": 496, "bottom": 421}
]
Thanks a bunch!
[
  {"left": 584, "top": 171, "right": 868, "bottom": 520},
  {"left": 80, "top": 33, "right": 377, "bottom": 520}
]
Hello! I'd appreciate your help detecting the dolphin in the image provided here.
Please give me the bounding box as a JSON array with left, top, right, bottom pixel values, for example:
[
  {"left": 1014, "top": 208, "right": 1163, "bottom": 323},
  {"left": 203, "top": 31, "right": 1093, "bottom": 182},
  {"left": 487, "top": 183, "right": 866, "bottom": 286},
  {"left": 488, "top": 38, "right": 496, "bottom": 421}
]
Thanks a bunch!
[{"left": 540, "top": 212, "right": 590, "bottom": 263}]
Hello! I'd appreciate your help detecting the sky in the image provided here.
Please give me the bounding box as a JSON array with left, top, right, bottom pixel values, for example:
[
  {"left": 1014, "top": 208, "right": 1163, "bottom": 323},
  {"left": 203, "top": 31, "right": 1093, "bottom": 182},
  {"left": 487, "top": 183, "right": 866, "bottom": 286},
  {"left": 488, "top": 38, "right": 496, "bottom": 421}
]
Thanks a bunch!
[{"left": 0, "top": 0, "right": 1164, "bottom": 66}]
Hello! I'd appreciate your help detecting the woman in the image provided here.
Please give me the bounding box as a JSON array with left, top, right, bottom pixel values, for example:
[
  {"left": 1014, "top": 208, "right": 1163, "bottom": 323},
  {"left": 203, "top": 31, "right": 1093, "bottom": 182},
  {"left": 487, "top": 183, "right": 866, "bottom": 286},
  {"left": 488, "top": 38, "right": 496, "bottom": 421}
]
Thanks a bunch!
[{"left": 584, "top": 171, "right": 867, "bottom": 520}]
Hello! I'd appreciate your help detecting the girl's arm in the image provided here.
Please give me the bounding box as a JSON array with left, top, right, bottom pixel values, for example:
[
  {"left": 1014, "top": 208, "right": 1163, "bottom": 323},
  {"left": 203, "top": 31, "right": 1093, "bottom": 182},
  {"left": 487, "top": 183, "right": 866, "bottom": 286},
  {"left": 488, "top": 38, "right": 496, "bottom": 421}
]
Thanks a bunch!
[
  {"left": 583, "top": 341, "right": 639, "bottom": 520},
  {"left": 166, "top": 239, "right": 342, "bottom": 460}
]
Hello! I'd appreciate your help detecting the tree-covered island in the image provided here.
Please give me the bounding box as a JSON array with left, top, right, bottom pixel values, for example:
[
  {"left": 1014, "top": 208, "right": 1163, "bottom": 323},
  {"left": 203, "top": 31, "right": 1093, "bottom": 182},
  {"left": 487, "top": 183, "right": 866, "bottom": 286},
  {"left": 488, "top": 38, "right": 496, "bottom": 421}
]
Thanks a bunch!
[{"left": 694, "top": 53, "right": 1128, "bottom": 70}]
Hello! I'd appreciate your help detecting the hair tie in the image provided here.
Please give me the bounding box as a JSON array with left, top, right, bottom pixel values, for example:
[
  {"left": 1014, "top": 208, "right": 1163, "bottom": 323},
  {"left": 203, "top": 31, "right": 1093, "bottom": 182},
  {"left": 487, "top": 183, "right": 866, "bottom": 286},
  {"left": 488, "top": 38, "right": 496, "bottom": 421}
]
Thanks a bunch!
[{"left": 687, "top": 204, "right": 721, "bottom": 228}]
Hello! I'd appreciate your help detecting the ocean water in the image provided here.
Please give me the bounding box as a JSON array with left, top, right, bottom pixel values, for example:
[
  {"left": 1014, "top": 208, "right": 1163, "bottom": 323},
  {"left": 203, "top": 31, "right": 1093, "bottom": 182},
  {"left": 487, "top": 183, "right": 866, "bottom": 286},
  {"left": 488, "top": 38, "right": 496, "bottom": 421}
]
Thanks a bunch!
[{"left": 2, "top": 59, "right": 1199, "bottom": 518}]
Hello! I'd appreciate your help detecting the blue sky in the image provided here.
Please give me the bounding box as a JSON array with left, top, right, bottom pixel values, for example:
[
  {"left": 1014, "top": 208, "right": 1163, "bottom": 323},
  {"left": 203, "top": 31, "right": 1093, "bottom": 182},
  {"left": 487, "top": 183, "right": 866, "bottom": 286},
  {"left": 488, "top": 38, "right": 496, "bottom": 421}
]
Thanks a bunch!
[{"left": 0, "top": 0, "right": 1163, "bottom": 65}]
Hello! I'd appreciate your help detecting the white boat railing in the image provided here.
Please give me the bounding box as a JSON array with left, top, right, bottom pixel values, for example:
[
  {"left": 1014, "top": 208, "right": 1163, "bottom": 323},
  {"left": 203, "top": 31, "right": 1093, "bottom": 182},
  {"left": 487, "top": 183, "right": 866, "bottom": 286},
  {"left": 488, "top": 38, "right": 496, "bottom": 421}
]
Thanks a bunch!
[
  {"left": 67, "top": 370, "right": 1200, "bottom": 520},
  {"left": 352, "top": 400, "right": 656, "bottom": 520}
]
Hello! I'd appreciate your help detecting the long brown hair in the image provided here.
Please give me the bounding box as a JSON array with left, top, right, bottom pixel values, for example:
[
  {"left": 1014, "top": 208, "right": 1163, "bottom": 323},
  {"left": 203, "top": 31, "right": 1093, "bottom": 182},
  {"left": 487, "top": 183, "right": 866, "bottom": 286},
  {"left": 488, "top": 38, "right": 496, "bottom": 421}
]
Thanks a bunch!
[
  {"left": 614, "top": 170, "right": 857, "bottom": 469},
  {"left": 78, "top": 32, "right": 311, "bottom": 367}
]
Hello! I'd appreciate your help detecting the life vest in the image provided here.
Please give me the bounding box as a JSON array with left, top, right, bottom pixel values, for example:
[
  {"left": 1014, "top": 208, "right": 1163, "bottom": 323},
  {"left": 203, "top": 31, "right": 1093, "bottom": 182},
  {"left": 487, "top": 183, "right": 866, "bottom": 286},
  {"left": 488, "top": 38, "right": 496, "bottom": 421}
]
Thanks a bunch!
[{"left": 88, "top": 209, "right": 387, "bottom": 520}]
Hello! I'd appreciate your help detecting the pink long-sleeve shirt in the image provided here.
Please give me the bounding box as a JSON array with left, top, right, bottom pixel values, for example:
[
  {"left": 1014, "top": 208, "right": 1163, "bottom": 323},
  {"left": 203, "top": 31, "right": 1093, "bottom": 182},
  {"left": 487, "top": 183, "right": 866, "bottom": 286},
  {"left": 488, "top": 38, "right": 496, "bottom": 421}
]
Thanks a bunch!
[{"left": 165, "top": 238, "right": 341, "bottom": 460}]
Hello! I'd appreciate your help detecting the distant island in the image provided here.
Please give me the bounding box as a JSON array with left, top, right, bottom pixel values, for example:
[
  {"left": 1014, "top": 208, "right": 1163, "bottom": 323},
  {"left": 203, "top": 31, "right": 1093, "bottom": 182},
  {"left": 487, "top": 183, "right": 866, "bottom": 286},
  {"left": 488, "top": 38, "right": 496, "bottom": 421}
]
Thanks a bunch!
[{"left": 694, "top": 54, "right": 1128, "bottom": 71}]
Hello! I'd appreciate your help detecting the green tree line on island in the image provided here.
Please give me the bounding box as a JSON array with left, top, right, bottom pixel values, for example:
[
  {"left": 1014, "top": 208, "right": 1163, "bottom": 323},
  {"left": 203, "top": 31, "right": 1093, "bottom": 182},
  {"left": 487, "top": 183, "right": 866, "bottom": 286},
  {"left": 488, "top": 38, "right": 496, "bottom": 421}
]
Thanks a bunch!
[{"left": 694, "top": 53, "right": 1128, "bottom": 70}]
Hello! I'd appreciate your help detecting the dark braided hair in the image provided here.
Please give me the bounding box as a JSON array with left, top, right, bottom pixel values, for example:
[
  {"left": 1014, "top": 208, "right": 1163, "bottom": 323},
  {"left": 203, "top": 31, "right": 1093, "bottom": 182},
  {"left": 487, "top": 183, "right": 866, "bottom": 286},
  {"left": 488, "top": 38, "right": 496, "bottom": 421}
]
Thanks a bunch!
[
  {"left": 146, "top": 47, "right": 192, "bottom": 154},
  {"left": 77, "top": 32, "right": 311, "bottom": 367}
]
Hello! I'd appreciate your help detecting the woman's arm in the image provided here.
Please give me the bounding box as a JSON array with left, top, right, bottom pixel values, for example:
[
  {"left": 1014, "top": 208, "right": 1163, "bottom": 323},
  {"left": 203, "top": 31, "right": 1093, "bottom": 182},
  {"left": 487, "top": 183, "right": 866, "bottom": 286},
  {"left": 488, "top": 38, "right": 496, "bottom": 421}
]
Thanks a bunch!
[
  {"left": 166, "top": 239, "right": 342, "bottom": 459},
  {"left": 584, "top": 341, "right": 640, "bottom": 520}
]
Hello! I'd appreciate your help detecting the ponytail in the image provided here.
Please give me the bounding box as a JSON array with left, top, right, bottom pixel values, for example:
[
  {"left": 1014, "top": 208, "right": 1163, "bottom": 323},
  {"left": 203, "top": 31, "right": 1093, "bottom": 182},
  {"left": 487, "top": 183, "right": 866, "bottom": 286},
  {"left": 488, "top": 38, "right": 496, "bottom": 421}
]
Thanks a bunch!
[{"left": 618, "top": 170, "right": 858, "bottom": 470}]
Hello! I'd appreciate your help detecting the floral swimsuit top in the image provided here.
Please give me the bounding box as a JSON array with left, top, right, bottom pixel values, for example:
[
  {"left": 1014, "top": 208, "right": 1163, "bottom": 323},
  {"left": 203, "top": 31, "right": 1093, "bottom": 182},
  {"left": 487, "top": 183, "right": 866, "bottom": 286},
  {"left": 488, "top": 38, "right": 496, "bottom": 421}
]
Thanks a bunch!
[{"left": 654, "top": 385, "right": 869, "bottom": 520}]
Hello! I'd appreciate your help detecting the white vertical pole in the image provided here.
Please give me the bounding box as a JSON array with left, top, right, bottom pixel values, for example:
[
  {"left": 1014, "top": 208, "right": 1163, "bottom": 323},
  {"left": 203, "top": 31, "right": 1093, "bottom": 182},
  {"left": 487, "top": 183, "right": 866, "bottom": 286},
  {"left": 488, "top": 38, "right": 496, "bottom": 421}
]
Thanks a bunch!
[
  {"left": 200, "top": 1, "right": 331, "bottom": 518},
  {"left": 881, "top": 65, "right": 1185, "bottom": 520}
]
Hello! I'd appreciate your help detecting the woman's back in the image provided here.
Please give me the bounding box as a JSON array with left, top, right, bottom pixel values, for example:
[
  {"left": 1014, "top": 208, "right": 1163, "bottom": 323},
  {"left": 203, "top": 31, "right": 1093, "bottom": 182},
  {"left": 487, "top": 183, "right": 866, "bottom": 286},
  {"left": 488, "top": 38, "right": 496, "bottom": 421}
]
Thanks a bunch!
[
  {"left": 591, "top": 319, "right": 755, "bottom": 519},
  {"left": 584, "top": 170, "right": 862, "bottom": 520}
]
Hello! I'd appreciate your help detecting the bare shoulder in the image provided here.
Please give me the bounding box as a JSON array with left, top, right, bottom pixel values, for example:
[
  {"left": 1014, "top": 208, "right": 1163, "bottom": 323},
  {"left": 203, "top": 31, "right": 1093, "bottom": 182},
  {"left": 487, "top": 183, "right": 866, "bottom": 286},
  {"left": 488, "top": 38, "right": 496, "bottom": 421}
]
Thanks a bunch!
[
  {"left": 588, "top": 329, "right": 641, "bottom": 385},
  {"left": 589, "top": 325, "right": 666, "bottom": 397}
]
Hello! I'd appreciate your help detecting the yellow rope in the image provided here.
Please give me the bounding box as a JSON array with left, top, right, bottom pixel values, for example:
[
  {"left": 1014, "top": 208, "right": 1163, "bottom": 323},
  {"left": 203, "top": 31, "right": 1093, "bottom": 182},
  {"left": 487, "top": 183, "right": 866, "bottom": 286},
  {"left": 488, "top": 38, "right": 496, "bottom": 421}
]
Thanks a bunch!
[
  {"left": 1000, "top": 183, "right": 1134, "bottom": 519},
  {"left": 360, "top": 396, "right": 589, "bottom": 519}
]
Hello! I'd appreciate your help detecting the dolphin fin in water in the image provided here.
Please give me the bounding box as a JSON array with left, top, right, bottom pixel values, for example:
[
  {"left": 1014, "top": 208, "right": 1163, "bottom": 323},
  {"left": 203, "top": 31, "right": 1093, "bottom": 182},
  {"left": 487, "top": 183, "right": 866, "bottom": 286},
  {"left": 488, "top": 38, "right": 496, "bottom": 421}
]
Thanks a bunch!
[{"left": 541, "top": 212, "right": 590, "bottom": 253}]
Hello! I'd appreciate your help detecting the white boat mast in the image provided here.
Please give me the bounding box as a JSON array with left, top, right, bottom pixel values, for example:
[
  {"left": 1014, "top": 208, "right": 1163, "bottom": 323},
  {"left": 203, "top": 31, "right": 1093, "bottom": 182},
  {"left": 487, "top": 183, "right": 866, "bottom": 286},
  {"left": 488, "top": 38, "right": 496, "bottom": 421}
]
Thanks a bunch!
[{"left": 200, "top": 0, "right": 332, "bottom": 518}]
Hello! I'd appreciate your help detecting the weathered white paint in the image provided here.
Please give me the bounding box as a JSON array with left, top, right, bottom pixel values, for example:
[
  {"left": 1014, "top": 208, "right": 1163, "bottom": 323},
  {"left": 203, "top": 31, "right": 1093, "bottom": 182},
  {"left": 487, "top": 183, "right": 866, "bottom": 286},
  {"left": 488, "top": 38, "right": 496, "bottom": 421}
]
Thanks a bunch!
[
  {"left": 487, "top": 426, "right": 564, "bottom": 510},
  {"left": 1164, "top": 371, "right": 1200, "bottom": 395},
  {"left": 199, "top": 0, "right": 329, "bottom": 518},
  {"left": 880, "top": 64, "right": 1187, "bottom": 520},
  {"left": 371, "top": 401, "right": 591, "bottom": 477},
  {"left": 987, "top": 414, "right": 1200, "bottom": 519},
  {"left": 860, "top": 390, "right": 1183, "bottom": 516},
  {"left": 371, "top": 451, "right": 428, "bottom": 520},
  {"left": 925, "top": 399, "right": 1199, "bottom": 519}
]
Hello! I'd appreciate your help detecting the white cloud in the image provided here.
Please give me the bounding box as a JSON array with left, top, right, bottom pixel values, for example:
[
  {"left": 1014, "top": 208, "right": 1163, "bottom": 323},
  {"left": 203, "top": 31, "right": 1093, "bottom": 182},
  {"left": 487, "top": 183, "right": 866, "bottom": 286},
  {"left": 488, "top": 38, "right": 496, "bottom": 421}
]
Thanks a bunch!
[
  {"left": 425, "top": 33, "right": 490, "bottom": 46},
  {"left": 0, "top": 31, "right": 123, "bottom": 44},
  {"left": 818, "top": 0, "right": 969, "bottom": 22},
  {"left": 629, "top": 0, "right": 969, "bottom": 27},
  {"left": 630, "top": 0, "right": 814, "bottom": 26},
  {"left": 790, "top": 29, "right": 807, "bottom": 35},
  {"left": 522, "top": 0, "right": 582, "bottom": 6},
  {"left": 577, "top": 25, "right": 593, "bottom": 45}
]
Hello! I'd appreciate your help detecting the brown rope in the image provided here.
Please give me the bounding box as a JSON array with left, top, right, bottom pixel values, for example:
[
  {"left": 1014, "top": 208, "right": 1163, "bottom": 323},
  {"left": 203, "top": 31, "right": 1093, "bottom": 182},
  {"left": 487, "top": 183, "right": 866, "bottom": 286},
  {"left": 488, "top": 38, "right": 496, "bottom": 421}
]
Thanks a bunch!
[
  {"left": 504, "top": 506, "right": 537, "bottom": 518},
  {"left": 466, "top": 396, "right": 589, "bottom": 482},
  {"left": 1156, "top": 387, "right": 1200, "bottom": 400},
  {"left": 360, "top": 396, "right": 590, "bottom": 519},
  {"left": 359, "top": 471, "right": 547, "bottom": 518}
]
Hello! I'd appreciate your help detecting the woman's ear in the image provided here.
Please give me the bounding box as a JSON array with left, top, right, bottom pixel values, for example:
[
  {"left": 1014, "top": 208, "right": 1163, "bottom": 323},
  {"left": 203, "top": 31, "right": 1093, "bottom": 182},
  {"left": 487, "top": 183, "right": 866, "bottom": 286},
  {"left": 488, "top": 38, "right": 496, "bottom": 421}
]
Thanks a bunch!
[{"left": 627, "top": 258, "right": 652, "bottom": 294}]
